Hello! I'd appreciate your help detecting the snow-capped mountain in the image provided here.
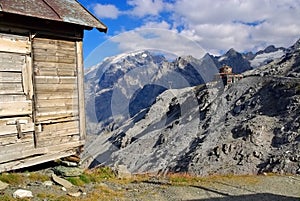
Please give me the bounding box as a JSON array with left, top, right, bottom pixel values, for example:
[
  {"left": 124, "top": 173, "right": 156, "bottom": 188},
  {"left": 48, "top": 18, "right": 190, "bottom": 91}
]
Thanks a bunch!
[
  {"left": 85, "top": 50, "right": 218, "bottom": 134},
  {"left": 249, "top": 45, "right": 287, "bottom": 68}
]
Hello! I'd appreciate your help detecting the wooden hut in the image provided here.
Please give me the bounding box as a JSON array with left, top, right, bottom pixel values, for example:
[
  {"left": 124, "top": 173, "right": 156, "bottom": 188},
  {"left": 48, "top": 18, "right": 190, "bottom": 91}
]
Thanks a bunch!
[
  {"left": 216, "top": 65, "right": 243, "bottom": 85},
  {"left": 0, "top": 0, "right": 107, "bottom": 172}
]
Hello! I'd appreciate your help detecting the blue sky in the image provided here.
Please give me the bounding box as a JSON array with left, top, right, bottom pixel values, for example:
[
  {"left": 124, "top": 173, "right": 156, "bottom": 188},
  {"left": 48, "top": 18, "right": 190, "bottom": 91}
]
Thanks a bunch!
[{"left": 78, "top": 0, "right": 300, "bottom": 67}]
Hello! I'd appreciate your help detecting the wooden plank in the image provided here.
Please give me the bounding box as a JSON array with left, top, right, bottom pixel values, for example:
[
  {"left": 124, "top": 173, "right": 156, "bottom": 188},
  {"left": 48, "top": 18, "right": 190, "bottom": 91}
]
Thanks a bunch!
[
  {"left": 22, "top": 55, "right": 34, "bottom": 99},
  {"left": 0, "top": 149, "right": 77, "bottom": 172},
  {"left": 0, "top": 94, "right": 26, "bottom": 102},
  {"left": 0, "top": 52, "right": 25, "bottom": 72},
  {"left": 33, "top": 48, "right": 76, "bottom": 55},
  {"left": 0, "top": 101, "right": 32, "bottom": 117},
  {"left": 36, "top": 106, "right": 78, "bottom": 114},
  {"left": 35, "top": 76, "right": 77, "bottom": 84},
  {"left": 36, "top": 98, "right": 78, "bottom": 108},
  {"left": 37, "top": 128, "right": 79, "bottom": 140},
  {"left": 76, "top": 41, "right": 86, "bottom": 141},
  {"left": 41, "top": 120, "right": 79, "bottom": 132},
  {"left": 0, "top": 123, "right": 34, "bottom": 136},
  {"left": 0, "top": 83, "right": 24, "bottom": 95},
  {"left": 35, "top": 92, "right": 78, "bottom": 100},
  {"left": 33, "top": 38, "right": 75, "bottom": 49},
  {"left": 35, "top": 83, "right": 77, "bottom": 92},
  {"left": 0, "top": 72, "right": 22, "bottom": 82},
  {"left": 0, "top": 140, "right": 84, "bottom": 172},
  {"left": 35, "top": 115, "right": 78, "bottom": 124},
  {"left": 35, "top": 111, "right": 79, "bottom": 122},
  {"left": 37, "top": 135, "right": 80, "bottom": 147},
  {"left": 34, "top": 68, "right": 76, "bottom": 76},
  {"left": 0, "top": 132, "right": 33, "bottom": 146},
  {"left": 0, "top": 141, "right": 34, "bottom": 155},
  {"left": 33, "top": 55, "right": 75, "bottom": 64},
  {"left": 0, "top": 116, "right": 33, "bottom": 126},
  {"left": 0, "top": 33, "right": 30, "bottom": 54},
  {"left": 34, "top": 61, "right": 76, "bottom": 69}
]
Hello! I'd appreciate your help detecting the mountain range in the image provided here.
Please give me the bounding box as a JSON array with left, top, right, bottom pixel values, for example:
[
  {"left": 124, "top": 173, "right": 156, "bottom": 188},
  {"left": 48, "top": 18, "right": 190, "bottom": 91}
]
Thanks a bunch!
[
  {"left": 85, "top": 43, "right": 288, "bottom": 132},
  {"left": 82, "top": 39, "right": 299, "bottom": 176}
]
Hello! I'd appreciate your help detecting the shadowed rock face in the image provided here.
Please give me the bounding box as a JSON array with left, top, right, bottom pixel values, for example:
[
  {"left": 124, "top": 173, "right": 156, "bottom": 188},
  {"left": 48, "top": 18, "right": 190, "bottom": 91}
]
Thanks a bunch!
[{"left": 83, "top": 39, "right": 300, "bottom": 176}]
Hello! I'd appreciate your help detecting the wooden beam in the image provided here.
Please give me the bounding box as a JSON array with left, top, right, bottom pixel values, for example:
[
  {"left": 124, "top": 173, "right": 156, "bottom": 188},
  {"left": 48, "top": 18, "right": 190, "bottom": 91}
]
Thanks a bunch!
[
  {"left": 0, "top": 150, "right": 76, "bottom": 172},
  {"left": 76, "top": 41, "right": 86, "bottom": 141},
  {"left": 23, "top": 54, "right": 34, "bottom": 99}
]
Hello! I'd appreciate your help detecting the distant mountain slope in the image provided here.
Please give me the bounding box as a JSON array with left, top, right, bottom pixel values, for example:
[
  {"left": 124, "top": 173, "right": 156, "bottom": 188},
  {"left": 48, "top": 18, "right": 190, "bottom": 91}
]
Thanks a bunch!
[
  {"left": 85, "top": 51, "right": 218, "bottom": 133},
  {"left": 214, "top": 48, "right": 252, "bottom": 73}
]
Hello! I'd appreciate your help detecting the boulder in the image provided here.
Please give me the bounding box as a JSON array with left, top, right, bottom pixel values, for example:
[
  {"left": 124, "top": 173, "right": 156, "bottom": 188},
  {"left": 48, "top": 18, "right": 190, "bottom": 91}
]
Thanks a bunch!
[
  {"left": 54, "top": 166, "right": 84, "bottom": 177},
  {"left": 52, "top": 174, "right": 73, "bottom": 189},
  {"left": 113, "top": 165, "right": 132, "bottom": 179},
  {"left": 13, "top": 189, "right": 33, "bottom": 199}
]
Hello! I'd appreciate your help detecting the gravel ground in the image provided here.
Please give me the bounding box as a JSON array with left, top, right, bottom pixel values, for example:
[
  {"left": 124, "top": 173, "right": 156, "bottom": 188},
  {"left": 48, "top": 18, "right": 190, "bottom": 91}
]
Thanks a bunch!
[{"left": 1, "top": 173, "right": 299, "bottom": 201}]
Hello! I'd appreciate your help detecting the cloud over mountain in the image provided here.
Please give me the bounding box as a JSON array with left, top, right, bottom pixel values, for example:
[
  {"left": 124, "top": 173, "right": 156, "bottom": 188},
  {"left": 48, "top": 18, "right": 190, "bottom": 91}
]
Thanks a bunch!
[{"left": 90, "top": 0, "right": 300, "bottom": 55}]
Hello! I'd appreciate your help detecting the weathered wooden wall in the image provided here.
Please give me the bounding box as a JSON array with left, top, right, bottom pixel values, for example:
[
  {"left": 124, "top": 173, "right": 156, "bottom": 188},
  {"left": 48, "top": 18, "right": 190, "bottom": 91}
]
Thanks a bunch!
[
  {"left": 0, "top": 33, "right": 35, "bottom": 165},
  {"left": 0, "top": 32, "right": 85, "bottom": 172},
  {"left": 32, "top": 38, "right": 81, "bottom": 147}
]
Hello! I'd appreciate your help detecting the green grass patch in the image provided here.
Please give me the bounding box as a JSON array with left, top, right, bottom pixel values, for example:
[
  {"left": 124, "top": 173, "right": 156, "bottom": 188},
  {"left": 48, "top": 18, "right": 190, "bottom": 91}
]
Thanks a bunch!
[
  {"left": 0, "top": 173, "right": 25, "bottom": 185},
  {"left": 65, "top": 166, "right": 116, "bottom": 186},
  {"left": 66, "top": 176, "right": 86, "bottom": 186}
]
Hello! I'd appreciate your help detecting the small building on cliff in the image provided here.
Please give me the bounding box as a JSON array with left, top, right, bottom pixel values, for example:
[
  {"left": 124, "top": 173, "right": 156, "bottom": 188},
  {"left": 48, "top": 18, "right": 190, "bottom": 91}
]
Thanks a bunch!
[
  {"left": 216, "top": 65, "right": 243, "bottom": 85},
  {"left": 0, "top": 0, "right": 107, "bottom": 172}
]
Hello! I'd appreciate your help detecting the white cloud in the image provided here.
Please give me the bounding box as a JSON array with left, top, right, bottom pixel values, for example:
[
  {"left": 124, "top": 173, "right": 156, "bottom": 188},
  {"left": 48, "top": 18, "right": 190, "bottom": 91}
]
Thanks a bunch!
[
  {"left": 139, "top": 20, "right": 171, "bottom": 29},
  {"left": 170, "top": 0, "right": 300, "bottom": 53},
  {"left": 93, "top": 4, "right": 120, "bottom": 19},
  {"left": 127, "top": 0, "right": 165, "bottom": 17},
  {"left": 90, "top": 0, "right": 300, "bottom": 56},
  {"left": 110, "top": 29, "right": 206, "bottom": 59}
]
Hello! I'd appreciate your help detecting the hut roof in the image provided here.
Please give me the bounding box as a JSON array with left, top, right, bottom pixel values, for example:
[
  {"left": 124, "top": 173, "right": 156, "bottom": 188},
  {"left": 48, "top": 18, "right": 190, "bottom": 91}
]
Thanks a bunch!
[{"left": 0, "top": 0, "right": 107, "bottom": 32}]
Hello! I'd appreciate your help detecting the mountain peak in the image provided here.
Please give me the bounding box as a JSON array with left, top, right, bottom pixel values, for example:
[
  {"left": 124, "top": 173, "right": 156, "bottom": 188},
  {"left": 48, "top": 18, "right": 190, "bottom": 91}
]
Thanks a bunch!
[
  {"left": 290, "top": 38, "right": 300, "bottom": 51},
  {"left": 225, "top": 48, "right": 239, "bottom": 56}
]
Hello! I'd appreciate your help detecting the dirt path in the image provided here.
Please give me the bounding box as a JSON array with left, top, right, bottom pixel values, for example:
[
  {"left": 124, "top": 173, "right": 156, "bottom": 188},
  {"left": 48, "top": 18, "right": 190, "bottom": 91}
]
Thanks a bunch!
[{"left": 121, "top": 175, "right": 300, "bottom": 201}]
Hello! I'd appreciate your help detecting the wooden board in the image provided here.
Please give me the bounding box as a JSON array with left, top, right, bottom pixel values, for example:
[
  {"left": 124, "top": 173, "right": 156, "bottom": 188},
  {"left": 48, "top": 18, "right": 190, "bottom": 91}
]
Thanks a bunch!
[
  {"left": 37, "top": 135, "right": 80, "bottom": 147},
  {"left": 35, "top": 76, "right": 77, "bottom": 84},
  {"left": 76, "top": 41, "right": 86, "bottom": 140},
  {"left": 34, "top": 68, "right": 76, "bottom": 76},
  {"left": 36, "top": 98, "right": 77, "bottom": 108},
  {"left": 0, "top": 83, "right": 24, "bottom": 94},
  {"left": 0, "top": 72, "right": 22, "bottom": 82},
  {"left": 0, "top": 33, "right": 30, "bottom": 54},
  {"left": 0, "top": 94, "right": 26, "bottom": 102},
  {"left": 0, "top": 132, "right": 34, "bottom": 146},
  {"left": 0, "top": 141, "right": 34, "bottom": 155},
  {"left": 0, "top": 52, "right": 25, "bottom": 72},
  {"left": 35, "top": 83, "right": 77, "bottom": 92},
  {"left": 35, "top": 92, "right": 78, "bottom": 100},
  {"left": 0, "top": 101, "right": 32, "bottom": 117},
  {"left": 34, "top": 61, "right": 76, "bottom": 69},
  {"left": 0, "top": 123, "right": 34, "bottom": 136}
]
